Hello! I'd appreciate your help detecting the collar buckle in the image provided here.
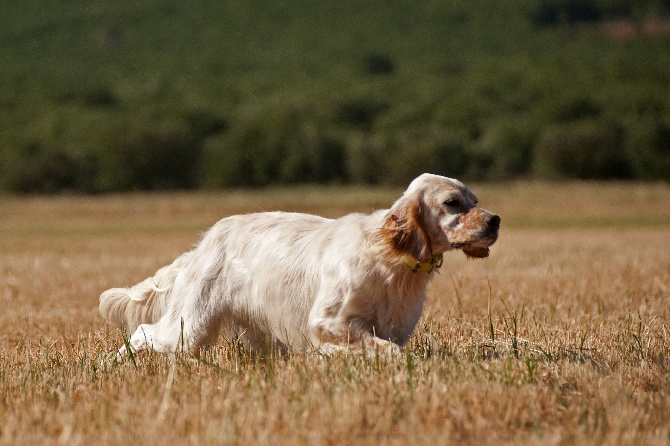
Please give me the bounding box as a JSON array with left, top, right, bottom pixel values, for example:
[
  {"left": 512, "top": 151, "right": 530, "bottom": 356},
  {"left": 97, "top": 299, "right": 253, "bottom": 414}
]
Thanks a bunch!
[{"left": 404, "top": 253, "right": 443, "bottom": 273}]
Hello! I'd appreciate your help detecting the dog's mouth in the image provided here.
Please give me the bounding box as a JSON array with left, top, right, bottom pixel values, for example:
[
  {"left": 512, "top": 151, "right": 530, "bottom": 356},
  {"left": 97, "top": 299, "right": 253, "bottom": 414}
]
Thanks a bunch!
[
  {"left": 447, "top": 213, "right": 500, "bottom": 259},
  {"left": 451, "top": 233, "right": 498, "bottom": 259},
  {"left": 450, "top": 242, "right": 491, "bottom": 258},
  {"left": 460, "top": 244, "right": 491, "bottom": 259}
]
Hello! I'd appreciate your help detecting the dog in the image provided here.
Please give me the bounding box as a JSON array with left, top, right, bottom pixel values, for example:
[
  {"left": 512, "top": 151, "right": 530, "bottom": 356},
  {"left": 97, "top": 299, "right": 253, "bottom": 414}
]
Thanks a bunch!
[{"left": 99, "top": 173, "right": 499, "bottom": 358}]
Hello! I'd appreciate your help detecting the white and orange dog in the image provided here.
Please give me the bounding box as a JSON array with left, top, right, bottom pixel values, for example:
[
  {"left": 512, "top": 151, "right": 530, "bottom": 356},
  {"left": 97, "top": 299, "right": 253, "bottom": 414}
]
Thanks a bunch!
[{"left": 100, "top": 173, "right": 499, "bottom": 358}]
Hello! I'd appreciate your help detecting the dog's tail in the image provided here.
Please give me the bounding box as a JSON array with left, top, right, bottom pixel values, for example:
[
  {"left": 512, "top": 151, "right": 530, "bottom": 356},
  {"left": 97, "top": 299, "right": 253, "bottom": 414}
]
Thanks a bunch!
[{"left": 99, "top": 252, "right": 193, "bottom": 333}]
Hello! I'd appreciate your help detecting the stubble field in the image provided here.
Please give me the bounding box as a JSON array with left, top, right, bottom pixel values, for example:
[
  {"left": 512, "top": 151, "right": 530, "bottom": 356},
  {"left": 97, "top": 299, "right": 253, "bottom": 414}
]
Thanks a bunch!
[{"left": 1, "top": 182, "right": 669, "bottom": 445}]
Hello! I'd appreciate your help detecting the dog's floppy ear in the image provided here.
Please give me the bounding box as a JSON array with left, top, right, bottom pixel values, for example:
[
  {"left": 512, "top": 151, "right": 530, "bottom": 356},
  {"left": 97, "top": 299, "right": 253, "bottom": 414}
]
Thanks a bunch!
[{"left": 380, "top": 193, "right": 433, "bottom": 263}]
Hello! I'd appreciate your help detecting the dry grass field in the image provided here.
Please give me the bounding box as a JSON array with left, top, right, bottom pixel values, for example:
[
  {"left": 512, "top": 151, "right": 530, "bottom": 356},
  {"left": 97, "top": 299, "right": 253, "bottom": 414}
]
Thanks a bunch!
[{"left": 1, "top": 182, "right": 669, "bottom": 445}]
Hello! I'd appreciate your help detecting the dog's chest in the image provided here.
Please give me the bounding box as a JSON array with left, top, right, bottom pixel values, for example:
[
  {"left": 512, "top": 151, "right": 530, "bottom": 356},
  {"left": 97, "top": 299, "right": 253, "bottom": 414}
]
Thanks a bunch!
[
  {"left": 351, "top": 274, "right": 426, "bottom": 345},
  {"left": 376, "top": 294, "right": 425, "bottom": 345}
]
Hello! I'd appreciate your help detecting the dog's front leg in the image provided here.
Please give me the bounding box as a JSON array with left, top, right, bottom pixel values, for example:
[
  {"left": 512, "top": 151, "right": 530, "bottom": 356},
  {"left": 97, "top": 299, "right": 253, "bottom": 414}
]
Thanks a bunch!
[
  {"left": 314, "top": 331, "right": 403, "bottom": 357},
  {"left": 307, "top": 313, "right": 402, "bottom": 356}
]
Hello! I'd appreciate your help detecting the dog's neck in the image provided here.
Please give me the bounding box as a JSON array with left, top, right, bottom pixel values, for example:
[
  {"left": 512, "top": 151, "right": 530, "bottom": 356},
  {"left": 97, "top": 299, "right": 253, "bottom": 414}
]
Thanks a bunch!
[
  {"left": 371, "top": 209, "right": 442, "bottom": 273},
  {"left": 403, "top": 253, "right": 443, "bottom": 273}
]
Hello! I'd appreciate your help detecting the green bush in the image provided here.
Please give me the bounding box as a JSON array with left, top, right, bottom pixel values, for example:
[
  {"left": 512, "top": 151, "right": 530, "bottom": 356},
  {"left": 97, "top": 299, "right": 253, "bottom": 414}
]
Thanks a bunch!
[
  {"left": 336, "top": 97, "right": 391, "bottom": 131},
  {"left": 1, "top": 144, "right": 98, "bottom": 194},
  {"left": 204, "top": 102, "right": 347, "bottom": 187},
  {"left": 97, "top": 121, "right": 204, "bottom": 191},
  {"left": 532, "top": 0, "right": 602, "bottom": 26},
  {"left": 551, "top": 97, "right": 602, "bottom": 122},
  {"left": 477, "top": 120, "right": 537, "bottom": 179},
  {"left": 184, "top": 110, "right": 229, "bottom": 138},
  {"left": 344, "top": 134, "right": 387, "bottom": 185},
  {"left": 533, "top": 120, "right": 634, "bottom": 179},
  {"left": 626, "top": 118, "right": 670, "bottom": 180},
  {"left": 81, "top": 86, "right": 120, "bottom": 108},
  {"left": 383, "top": 131, "right": 472, "bottom": 185},
  {"left": 364, "top": 53, "right": 396, "bottom": 76}
]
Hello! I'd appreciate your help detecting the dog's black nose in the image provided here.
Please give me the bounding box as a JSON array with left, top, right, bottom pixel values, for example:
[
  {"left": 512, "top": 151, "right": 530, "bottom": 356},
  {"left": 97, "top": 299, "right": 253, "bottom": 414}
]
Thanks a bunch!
[{"left": 488, "top": 214, "right": 501, "bottom": 230}]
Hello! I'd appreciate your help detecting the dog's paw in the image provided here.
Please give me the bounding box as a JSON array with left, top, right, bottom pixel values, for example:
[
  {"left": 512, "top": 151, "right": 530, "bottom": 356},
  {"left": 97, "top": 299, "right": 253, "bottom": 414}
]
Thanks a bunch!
[
  {"left": 379, "top": 343, "right": 405, "bottom": 360},
  {"left": 97, "top": 349, "right": 124, "bottom": 369},
  {"left": 363, "top": 337, "right": 404, "bottom": 359},
  {"left": 115, "top": 345, "right": 129, "bottom": 362}
]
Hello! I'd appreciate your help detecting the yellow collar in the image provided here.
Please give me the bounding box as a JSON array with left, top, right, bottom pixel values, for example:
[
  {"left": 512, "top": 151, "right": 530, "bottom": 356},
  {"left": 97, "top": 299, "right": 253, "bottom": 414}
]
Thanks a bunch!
[{"left": 403, "top": 253, "right": 443, "bottom": 273}]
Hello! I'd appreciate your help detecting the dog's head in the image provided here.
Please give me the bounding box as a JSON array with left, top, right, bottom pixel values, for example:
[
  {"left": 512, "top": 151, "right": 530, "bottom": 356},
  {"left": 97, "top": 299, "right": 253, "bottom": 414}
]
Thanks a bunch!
[{"left": 380, "top": 173, "right": 500, "bottom": 262}]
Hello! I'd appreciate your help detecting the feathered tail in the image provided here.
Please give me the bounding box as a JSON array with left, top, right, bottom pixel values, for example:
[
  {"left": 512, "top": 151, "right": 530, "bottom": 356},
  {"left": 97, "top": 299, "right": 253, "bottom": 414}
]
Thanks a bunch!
[{"left": 99, "top": 251, "right": 193, "bottom": 333}]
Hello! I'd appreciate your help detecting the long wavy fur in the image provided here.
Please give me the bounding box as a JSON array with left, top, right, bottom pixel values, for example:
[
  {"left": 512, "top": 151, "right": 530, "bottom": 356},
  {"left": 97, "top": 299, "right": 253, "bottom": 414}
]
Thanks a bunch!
[{"left": 99, "top": 251, "right": 193, "bottom": 333}]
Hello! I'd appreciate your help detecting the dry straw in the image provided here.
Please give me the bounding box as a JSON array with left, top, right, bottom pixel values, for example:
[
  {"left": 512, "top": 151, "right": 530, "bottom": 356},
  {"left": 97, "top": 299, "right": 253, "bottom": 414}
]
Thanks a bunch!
[{"left": 1, "top": 182, "right": 669, "bottom": 445}]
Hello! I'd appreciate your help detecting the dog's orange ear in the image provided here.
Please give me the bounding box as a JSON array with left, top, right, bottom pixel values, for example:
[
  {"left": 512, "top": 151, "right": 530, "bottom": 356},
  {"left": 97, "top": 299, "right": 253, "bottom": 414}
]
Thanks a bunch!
[{"left": 380, "top": 196, "right": 433, "bottom": 263}]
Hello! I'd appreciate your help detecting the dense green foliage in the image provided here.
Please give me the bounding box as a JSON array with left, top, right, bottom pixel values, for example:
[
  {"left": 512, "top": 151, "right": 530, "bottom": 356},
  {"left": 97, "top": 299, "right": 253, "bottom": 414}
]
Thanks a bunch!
[{"left": 1, "top": 0, "right": 669, "bottom": 192}]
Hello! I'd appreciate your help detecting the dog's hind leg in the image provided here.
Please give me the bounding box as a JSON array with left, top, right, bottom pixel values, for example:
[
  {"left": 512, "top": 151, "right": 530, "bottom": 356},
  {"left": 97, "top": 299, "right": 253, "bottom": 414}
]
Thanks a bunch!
[
  {"left": 116, "top": 317, "right": 183, "bottom": 360},
  {"left": 115, "top": 255, "right": 241, "bottom": 360},
  {"left": 116, "top": 303, "right": 225, "bottom": 360}
]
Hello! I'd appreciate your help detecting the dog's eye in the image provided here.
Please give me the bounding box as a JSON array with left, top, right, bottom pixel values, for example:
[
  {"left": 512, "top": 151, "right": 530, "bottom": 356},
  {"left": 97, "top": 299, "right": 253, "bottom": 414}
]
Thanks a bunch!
[{"left": 443, "top": 198, "right": 459, "bottom": 207}]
